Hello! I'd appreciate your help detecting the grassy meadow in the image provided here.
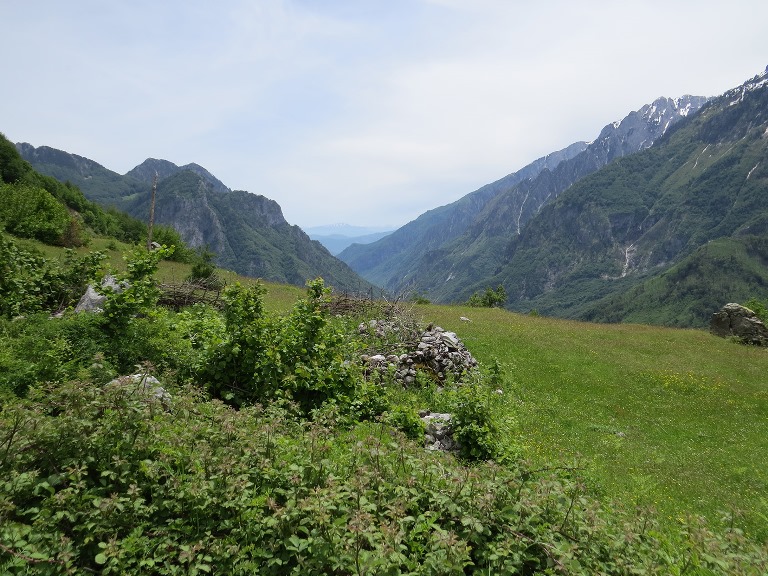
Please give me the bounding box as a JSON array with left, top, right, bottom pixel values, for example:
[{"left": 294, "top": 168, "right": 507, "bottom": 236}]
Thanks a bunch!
[
  {"left": 411, "top": 303, "right": 768, "bottom": 537},
  {"left": 11, "top": 235, "right": 768, "bottom": 538},
  {"left": 132, "top": 247, "right": 768, "bottom": 536}
]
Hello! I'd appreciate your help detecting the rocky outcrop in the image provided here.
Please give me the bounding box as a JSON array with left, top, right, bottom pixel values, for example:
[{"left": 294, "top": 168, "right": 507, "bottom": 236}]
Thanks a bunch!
[
  {"left": 361, "top": 324, "right": 478, "bottom": 385},
  {"left": 710, "top": 303, "right": 768, "bottom": 345}
]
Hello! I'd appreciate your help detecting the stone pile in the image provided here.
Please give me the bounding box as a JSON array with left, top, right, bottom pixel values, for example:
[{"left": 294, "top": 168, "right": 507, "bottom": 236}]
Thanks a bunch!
[
  {"left": 360, "top": 323, "right": 478, "bottom": 385},
  {"left": 420, "top": 411, "right": 460, "bottom": 453}
]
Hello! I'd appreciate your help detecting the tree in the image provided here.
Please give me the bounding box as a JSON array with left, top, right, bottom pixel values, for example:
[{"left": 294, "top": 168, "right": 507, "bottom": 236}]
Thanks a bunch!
[{"left": 467, "top": 285, "right": 507, "bottom": 308}]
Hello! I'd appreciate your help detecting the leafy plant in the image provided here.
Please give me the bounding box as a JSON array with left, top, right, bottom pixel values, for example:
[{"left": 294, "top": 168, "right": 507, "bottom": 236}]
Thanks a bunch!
[
  {"left": 0, "top": 182, "right": 74, "bottom": 245},
  {"left": 467, "top": 285, "right": 507, "bottom": 308},
  {"left": 447, "top": 381, "right": 504, "bottom": 461},
  {"left": 186, "top": 245, "right": 223, "bottom": 287},
  {"left": 100, "top": 245, "right": 173, "bottom": 334},
  {"left": 743, "top": 296, "right": 768, "bottom": 323},
  {"left": 201, "top": 279, "right": 358, "bottom": 414}
]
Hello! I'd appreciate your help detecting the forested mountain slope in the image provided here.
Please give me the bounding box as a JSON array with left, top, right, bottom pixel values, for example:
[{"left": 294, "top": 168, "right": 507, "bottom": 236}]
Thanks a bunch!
[
  {"left": 16, "top": 146, "right": 374, "bottom": 293},
  {"left": 340, "top": 96, "right": 707, "bottom": 295},
  {"left": 478, "top": 70, "right": 768, "bottom": 326}
]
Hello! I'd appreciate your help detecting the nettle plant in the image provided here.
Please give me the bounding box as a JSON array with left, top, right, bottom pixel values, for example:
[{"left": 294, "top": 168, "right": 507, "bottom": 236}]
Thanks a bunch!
[
  {"left": 100, "top": 246, "right": 173, "bottom": 334},
  {"left": 201, "top": 278, "right": 360, "bottom": 414}
]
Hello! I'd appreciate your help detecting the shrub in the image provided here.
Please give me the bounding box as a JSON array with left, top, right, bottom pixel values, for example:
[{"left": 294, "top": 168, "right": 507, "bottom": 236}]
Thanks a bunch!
[
  {"left": 186, "top": 246, "right": 223, "bottom": 287},
  {"left": 150, "top": 225, "right": 194, "bottom": 262},
  {"left": 2, "top": 384, "right": 766, "bottom": 575},
  {"left": 744, "top": 297, "right": 768, "bottom": 323},
  {"left": 201, "top": 279, "right": 358, "bottom": 414},
  {"left": 447, "top": 381, "right": 503, "bottom": 461},
  {"left": 0, "top": 182, "right": 75, "bottom": 245},
  {"left": 100, "top": 246, "right": 172, "bottom": 335},
  {"left": 467, "top": 284, "right": 507, "bottom": 308},
  {"left": 0, "top": 235, "right": 105, "bottom": 318}
]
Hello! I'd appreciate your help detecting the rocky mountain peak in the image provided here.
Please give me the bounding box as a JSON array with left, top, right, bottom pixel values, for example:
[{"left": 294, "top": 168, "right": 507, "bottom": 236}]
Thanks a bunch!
[
  {"left": 126, "top": 158, "right": 230, "bottom": 195},
  {"left": 14, "top": 143, "right": 108, "bottom": 177},
  {"left": 589, "top": 94, "right": 708, "bottom": 158}
]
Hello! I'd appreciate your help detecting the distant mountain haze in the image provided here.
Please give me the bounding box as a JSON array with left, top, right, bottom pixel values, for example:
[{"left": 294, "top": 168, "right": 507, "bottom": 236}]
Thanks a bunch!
[{"left": 306, "top": 224, "right": 395, "bottom": 255}]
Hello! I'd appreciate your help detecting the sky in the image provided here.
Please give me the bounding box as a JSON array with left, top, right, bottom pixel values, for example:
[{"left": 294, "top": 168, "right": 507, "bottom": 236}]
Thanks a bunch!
[{"left": 2, "top": 1, "right": 767, "bottom": 230}]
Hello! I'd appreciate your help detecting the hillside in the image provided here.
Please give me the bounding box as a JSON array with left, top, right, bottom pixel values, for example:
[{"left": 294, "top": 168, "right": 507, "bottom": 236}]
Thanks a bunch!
[
  {"left": 16, "top": 146, "right": 374, "bottom": 294},
  {"left": 340, "top": 96, "right": 707, "bottom": 296},
  {"left": 476, "top": 70, "right": 768, "bottom": 326},
  {"left": 2, "top": 235, "right": 767, "bottom": 572},
  {"left": 338, "top": 140, "right": 589, "bottom": 288}
]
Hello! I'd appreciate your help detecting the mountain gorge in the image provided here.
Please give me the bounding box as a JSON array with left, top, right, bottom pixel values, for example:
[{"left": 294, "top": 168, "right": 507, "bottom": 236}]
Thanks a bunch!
[
  {"left": 384, "top": 70, "right": 768, "bottom": 327},
  {"left": 339, "top": 95, "right": 709, "bottom": 299},
  {"left": 15, "top": 146, "right": 373, "bottom": 293},
  {"left": 499, "top": 71, "right": 768, "bottom": 326}
]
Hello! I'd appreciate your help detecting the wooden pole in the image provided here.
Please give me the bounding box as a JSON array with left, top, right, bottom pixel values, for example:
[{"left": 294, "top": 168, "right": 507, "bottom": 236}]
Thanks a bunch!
[{"left": 147, "top": 171, "right": 158, "bottom": 251}]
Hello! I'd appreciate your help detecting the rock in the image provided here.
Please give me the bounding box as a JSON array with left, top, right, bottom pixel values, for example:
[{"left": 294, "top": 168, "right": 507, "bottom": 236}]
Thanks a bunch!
[
  {"left": 106, "top": 373, "right": 171, "bottom": 409},
  {"left": 75, "top": 275, "right": 128, "bottom": 313},
  {"left": 710, "top": 303, "right": 768, "bottom": 346},
  {"left": 420, "top": 412, "right": 461, "bottom": 453},
  {"left": 359, "top": 320, "right": 478, "bottom": 385}
]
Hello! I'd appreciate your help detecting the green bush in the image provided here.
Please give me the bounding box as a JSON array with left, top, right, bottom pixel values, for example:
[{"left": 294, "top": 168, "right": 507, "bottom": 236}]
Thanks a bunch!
[
  {"left": 0, "top": 235, "right": 105, "bottom": 319},
  {"left": 186, "top": 246, "right": 223, "bottom": 287},
  {"left": 744, "top": 296, "right": 768, "bottom": 323},
  {"left": 201, "top": 279, "right": 358, "bottom": 414},
  {"left": 0, "top": 182, "right": 79, "bottom": 246},
  {"left": 150, "top": 225, "right": 195, "bottom": 263},
  {"left": 467, "top": 284, "right": 507, "bottom": 308},
  {"left": 447, "top": 381, "right": 504, "bottom": 461},
  {"left": 100, "top": 246, "right": 172, "bottom": 335},
  {"left": 2, "top": 383, "right": 767, "bottom": 575}
]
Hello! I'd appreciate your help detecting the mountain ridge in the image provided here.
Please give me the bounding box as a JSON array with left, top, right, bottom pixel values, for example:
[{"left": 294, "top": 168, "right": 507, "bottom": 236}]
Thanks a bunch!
[
  {"left": 15, "top": 144, "right": 374, "bottom": 294},
  {"left": 339, "top": 95, "right": 707, "bottom": 295},
  {"left": 478, "top": 70, "right": 768, "bottom": 326}
]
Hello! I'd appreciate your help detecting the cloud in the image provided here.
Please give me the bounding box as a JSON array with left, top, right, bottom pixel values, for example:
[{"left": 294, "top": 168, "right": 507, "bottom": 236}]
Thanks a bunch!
[{"left": 2, "top": 0, "right": 767, "bottom": 228}]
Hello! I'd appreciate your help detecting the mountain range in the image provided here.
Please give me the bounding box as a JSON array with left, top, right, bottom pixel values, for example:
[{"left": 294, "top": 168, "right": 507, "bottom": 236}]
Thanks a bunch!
[
  {"left": 15, "top": 146, "right": 374, "bottom": 294},
  {"left": 305, "top": 224, "right": 394, "bottom": 255},
  {"left": 339, "top": 69, "right": 768, "bottom": 327},
  {"left": 15, "top": 68, "right": 768, "bottom": 328},
  {"left": 338, "top": 95, "right": 708, "bottom": 294}
]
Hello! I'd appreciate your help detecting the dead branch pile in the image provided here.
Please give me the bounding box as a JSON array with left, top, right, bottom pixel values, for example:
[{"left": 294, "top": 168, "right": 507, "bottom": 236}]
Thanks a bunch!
[{"left": 158, "top": 282, "right": 224, "bottom": 310}]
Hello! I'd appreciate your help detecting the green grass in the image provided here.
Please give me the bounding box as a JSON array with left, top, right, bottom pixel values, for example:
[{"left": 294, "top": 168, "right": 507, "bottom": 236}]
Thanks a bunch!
[
  {"left": 13, "top": 236, "right": 768, "bottom": 537},
  {"left": 418, "top": 303, "right": 768, "bottom": 537}
]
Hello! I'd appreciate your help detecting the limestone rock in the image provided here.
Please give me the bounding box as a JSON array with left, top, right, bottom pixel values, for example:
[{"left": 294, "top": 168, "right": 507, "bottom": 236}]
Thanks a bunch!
[
  {"left": 106, "top": 373, "right": 171, "bottom": 409},
  {"left": 710, "top": 303, "right": 768, "bottom": 346},
  {"left": 361, "top": 323, "right": 478, "bottom": 385},
  {"left": 74, "top": 275, "right": 128, "bottom": 313},
  {"left": 420, "top": 411, "right": 461, "bottom": 453}
]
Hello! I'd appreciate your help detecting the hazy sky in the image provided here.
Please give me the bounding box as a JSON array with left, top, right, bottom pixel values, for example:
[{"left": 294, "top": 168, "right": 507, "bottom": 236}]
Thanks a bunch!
[{"left": 3, "top": 1, "right": 767, "bottom": 229}]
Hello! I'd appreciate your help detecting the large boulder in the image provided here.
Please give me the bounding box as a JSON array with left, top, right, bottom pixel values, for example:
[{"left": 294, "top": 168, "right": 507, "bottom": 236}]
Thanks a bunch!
[{"left": 710, "top": 303, "right": 768, "bottom": 346}]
